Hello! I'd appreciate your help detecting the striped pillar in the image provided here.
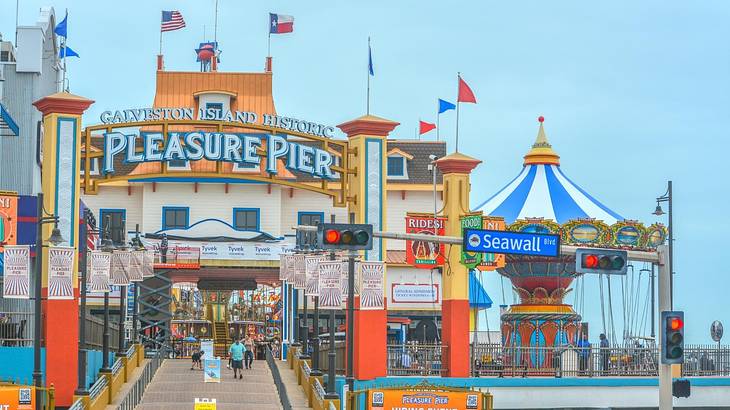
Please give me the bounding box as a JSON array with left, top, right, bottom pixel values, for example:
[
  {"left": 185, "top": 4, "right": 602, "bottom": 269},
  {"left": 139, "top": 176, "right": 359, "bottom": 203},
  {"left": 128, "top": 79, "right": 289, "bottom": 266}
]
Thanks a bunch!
[
  {"left": 435, "top": 153, "right": 481, "bottom": 377},
  {"left": 337, "top": 115, "right": 398, "bottom": 381},
  {"left": 33, "top": 92, "right": 94, "bottom": 406}
]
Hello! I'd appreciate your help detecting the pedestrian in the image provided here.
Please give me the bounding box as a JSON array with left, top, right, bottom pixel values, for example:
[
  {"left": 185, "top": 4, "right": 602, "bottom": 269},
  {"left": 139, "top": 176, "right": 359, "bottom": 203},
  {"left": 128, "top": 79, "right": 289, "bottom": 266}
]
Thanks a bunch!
[
  {"left": 599, "top": 333, "right": 610, "bottom": 374},
  {"left": 160, "top": 234, "right": 169, "bottom": 263},
  {"left": 229, "top": 339, "right": 245, "bottom": 379},
  {"left": 577, "top": 334, "right": 591, "bottom": 375},
  {"left": 244, "top": 334, "right": 255, "bottom": 369},
  {"left": 191, "top": 350, "right": 204, "bottom": 370}
]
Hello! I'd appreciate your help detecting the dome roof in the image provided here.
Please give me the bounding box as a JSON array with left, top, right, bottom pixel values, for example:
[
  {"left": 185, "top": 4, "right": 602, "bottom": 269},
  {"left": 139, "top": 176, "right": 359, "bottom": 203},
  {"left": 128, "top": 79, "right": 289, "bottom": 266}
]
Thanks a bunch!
[{"left": 474, "top": 118, "right": 624, "bottom": 225}]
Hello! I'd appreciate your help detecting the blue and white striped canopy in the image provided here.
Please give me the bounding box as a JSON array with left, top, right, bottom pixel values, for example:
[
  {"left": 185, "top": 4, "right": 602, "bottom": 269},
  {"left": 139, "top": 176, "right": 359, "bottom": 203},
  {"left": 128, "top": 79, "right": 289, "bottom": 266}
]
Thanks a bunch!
[{"left": 474, "top": 121, "right": 624, "bottom": 225}]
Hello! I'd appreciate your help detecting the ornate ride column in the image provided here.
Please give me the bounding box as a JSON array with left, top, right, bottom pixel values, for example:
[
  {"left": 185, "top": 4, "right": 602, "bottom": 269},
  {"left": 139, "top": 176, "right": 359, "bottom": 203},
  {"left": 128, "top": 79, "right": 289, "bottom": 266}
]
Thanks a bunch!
[
  {"left": 33, "top": 92, "right": 94, "bottom": 406},
  {"left": 435, "top": 153, "right": 481, "bottom": 377},
  {"left": 337, "top": 115, "right": 398, "bottom": 381}
]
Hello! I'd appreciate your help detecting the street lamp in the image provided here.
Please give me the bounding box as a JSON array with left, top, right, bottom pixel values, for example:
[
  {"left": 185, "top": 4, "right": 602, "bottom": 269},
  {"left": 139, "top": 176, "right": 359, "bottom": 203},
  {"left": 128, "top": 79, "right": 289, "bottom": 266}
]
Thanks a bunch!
[
  {"left": 100, "top": 217, "right": 116, "bottom": 373},
  {"left": 131, "top": 224, "right": 144, "bottom": 344},
  {"left": 653, "top": 181, "right": 673, "bottom": 309},
  {"left": 76, "top": 209, "right": 97, "bottom": 395},
  {"left": 33, "top": 193, "right": 65, "bottom": 410},
  {"left": 117, "top": 227, "right": 131, "bottom": 356}
]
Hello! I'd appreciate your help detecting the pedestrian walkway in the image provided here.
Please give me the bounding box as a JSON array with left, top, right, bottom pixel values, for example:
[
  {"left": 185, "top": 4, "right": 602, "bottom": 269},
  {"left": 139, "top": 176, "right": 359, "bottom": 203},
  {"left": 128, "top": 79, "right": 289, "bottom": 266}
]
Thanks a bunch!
[
  {"left": 275, "top": 359, "right": 310, "bottom": 410},
  {"left": 135, "top": 359, "right": 282, "bottom": 410}
]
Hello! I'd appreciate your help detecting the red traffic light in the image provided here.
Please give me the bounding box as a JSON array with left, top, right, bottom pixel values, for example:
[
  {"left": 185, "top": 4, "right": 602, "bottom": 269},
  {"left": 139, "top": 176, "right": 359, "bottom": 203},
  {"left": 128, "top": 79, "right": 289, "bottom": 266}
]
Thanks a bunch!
[
  {"left": 668, "top": 317, "right": 684, "bottom": 331},
  {"left": 324, "top": 229, "right": 341, "bottom": 244},
  {"left": 583, "top": 254, "right": 599, "bottom": 268}
]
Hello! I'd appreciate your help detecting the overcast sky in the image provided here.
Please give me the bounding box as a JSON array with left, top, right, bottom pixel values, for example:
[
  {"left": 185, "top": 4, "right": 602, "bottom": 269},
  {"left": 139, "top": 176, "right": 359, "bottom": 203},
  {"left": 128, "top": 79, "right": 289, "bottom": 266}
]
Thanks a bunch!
[{"left": 3, "top": 0, "right": 729, "bottom": 343}]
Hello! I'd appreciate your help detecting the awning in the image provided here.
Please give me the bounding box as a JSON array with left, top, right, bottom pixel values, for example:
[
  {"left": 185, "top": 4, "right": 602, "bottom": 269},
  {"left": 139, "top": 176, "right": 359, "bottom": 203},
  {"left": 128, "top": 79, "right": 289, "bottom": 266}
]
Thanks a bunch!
[
  {"left": 469, "top": 270, "right": 493, "bottom": 309},
  {"left": 0, "top": 103, "right": 19, "bottom": 137}
]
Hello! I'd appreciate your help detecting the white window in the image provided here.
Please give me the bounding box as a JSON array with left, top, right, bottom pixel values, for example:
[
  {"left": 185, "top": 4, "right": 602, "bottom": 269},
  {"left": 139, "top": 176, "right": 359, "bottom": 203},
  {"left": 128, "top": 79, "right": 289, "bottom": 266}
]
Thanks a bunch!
[
  {"left": 167, "top": 159, "right": 191, "bottom": 171},
  {"left": 233, "top": 162, "right": 260, "bottom": 173},
  {"left": 80, "top": 158, "right": 99, "bottom": 175},
  {"left": 387, "top": 155, "right": 408, "bottom": 180}
]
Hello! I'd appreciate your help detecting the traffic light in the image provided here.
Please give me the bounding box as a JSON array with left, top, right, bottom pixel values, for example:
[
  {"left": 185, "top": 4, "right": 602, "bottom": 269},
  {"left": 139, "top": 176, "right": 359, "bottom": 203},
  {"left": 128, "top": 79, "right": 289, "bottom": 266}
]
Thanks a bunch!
[
  {"left": 316, "top": 223, "right": 373, "bottom": 250},
  {"left": 661, "top": 311, "right": 685, "bottom": 365},
  {"left": 575, "top": 248, "right": 628, "bottom": 275}
]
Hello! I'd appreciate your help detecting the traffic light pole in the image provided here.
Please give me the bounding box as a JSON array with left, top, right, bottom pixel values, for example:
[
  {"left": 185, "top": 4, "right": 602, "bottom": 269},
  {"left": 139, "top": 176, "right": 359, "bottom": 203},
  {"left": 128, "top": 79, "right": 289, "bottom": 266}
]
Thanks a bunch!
[
  {"left": 658, "top": 245, "right": 672, "bottom": 410},
  {"left": 346, "top": 252, "right": 355, "bottom": 395}
]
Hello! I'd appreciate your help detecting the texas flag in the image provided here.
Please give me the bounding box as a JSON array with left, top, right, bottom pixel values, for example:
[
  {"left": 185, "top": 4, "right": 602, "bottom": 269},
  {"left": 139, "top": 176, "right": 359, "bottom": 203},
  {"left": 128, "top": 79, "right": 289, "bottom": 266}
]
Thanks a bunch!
[{"left": 270, "top": 13, "right": 294, "bottom": 34}]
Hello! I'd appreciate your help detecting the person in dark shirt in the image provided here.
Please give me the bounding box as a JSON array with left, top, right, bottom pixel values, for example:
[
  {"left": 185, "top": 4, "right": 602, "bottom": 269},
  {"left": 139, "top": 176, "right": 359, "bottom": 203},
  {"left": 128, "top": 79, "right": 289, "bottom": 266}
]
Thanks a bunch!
[
  {"left": 599, "top": 333, "right": 610, "bottom": 373},
  {"left": 191, "top": 350, "right": 204, "bottom": 370}
]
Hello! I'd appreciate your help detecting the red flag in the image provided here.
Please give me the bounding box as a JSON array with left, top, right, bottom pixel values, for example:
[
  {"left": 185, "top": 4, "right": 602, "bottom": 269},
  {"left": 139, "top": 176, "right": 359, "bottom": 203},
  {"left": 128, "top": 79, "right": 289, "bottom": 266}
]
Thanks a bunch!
[
  {"left": 419, "top": 121, "right": 436, "bottom": 135},
  {"left": 458, "top": 76, "right": 477, "bottom": 103}
]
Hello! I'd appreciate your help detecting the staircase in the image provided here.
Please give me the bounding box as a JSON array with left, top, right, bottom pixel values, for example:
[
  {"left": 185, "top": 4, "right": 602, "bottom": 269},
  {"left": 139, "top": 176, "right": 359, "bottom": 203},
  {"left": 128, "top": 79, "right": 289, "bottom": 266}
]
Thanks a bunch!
[{"left": 213, "top": 320, "right": 231, "bottom": 357}]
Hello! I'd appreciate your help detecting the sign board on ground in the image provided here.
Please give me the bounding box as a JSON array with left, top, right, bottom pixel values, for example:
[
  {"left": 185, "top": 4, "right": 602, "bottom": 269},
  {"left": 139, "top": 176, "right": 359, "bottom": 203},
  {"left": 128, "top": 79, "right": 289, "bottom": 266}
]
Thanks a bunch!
[
  {"left": 203, "top": 358, "right": 221, "bottom": 383},
  {"left": 463, "top": 229, "right": 560, "bottom": 258},
  {"left": 367, "top": 389, "right": 482, "bottom": 410},
  {"left": 194, "top": 398, "right": 217, "bottom": 410}
]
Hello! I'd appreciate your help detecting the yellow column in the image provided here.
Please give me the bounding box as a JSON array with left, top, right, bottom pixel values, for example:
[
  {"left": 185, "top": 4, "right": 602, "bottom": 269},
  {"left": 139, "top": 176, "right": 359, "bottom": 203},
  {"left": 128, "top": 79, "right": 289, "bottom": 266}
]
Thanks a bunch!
[{"left": 435, "top": 152, "right": 481, "bottom": 377}]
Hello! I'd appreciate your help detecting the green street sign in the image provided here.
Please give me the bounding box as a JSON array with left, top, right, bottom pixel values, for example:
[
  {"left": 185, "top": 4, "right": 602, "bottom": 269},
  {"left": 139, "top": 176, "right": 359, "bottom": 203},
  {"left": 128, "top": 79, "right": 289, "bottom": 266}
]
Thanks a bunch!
[{"left": 460, "top": 214, "right": 483, "bottom": 268}]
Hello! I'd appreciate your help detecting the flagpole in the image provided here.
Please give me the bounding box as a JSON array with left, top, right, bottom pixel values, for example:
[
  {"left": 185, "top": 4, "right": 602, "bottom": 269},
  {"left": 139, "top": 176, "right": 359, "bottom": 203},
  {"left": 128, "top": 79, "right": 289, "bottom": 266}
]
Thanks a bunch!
[
  {"left": 436, "top": 101, "right": 440, "bottom": 142},
  {"left": 159, "top": 30, "right": 163, "bottom": 55},
  {"left": 62, "top": 10, "right": 68, "bottom": 92},
  {"left": 455, "top": 73, "right": 461, "bottom": 152},
  {"left": 366, "top": 37, "right": 371, "bottom": 115},
  {"left": 268, "top": 33, "right": 271, "bottom": 57}
]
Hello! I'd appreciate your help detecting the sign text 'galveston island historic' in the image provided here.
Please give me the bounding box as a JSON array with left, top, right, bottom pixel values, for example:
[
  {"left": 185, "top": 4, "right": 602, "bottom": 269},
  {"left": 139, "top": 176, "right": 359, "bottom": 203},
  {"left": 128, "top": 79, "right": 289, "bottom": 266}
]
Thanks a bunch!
[{"left": 99, "top": 108, "right": 339, "bottom": 179}]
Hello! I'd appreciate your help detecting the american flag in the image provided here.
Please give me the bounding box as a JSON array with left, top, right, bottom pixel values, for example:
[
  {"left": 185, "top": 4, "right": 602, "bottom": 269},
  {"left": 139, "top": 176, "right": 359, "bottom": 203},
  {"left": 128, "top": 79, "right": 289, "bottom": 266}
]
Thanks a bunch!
[{"left": 161, "top": 10, "right": 186, "bottom": 32}]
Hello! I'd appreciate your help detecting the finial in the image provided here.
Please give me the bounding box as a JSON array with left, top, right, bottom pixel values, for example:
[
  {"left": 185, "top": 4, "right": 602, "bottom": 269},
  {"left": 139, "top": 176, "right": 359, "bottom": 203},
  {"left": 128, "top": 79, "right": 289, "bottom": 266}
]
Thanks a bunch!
[
  {"left": 523, "top": 115, "right": 559, "bottom": 166},
  {"left": 538, "top": 115, "right": 544, "bottom": 123}
]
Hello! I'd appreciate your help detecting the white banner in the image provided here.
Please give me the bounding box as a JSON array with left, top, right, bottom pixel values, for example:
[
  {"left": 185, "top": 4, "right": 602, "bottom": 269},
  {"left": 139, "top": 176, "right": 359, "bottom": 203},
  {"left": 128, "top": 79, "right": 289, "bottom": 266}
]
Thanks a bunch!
[
  {"left": 141, "top": 238, "right": 294, "bottom": 261},
  {"left": 305, "top": 256, "right": 325, "bottom": 297},
  {"left": 391, "top": 283, "right": 439, "bottom": 304},
  {"left": 89, "top": 251, "right": 112, "bottom": 293},
  {"left": 128, "top": 251, "right": 144, "bottom": 282},
  {"left": 48, "top": 246, "right": 75, "bottom": 300},
  {"left": 358, "top": 261, "right": 384, "bottom": 310},
  {"left": 2, "top": 245, "right": 30, "bottom": 299},
  {"left": 318, "top": 261, "right": 343, "bottom": 310},
  {"left": 279, "top": 254, "right": 288, "bottom": 281},
  {"left": 143, "top": 250, "right": 155, "bottom": 278},
  {"left": 285, "top": 255, "right": 296, "bottom": 283},
  {"left": 293, "top": 254, "right": 306, "bottom": 290},
  {"left": 110, "top": 251, "right": 131, "bottom": 286},
  {"left": 341, "top": 259, "right": 359, "bottom": 302}
]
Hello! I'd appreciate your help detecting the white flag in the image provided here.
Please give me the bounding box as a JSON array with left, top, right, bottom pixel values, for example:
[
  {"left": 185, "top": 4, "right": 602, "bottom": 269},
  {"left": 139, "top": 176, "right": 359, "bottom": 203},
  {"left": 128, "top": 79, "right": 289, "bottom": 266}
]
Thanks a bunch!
[
  {"left": 89, "top": 251, "right": 111, "bottom": 293},
  {"left": 2, "top": 245, "right": 30, "bottom": 299},
  {"left": 48, "top": 246, "right": 75, "bottom": 300}
]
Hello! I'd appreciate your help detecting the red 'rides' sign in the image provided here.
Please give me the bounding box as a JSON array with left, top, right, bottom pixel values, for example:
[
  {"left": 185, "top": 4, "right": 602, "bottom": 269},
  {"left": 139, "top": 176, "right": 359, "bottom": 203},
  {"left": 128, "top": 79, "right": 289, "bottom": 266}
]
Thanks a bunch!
[{"left": 405, "top": 214, "right": 446, "bottom": 269}]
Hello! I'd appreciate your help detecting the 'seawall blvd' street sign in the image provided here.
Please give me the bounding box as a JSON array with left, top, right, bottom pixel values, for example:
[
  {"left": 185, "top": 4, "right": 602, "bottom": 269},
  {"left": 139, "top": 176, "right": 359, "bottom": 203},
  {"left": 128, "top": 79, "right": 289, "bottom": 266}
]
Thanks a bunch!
[{"left": 463, "top": 229, "right": 560, "bottom": 258}]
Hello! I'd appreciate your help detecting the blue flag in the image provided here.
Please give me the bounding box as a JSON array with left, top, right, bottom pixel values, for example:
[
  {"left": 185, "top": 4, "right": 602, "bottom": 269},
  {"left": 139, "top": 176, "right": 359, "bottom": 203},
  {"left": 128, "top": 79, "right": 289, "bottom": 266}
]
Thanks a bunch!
[
  {"left": 54, "top": 12, "right": 68, "bottom": 38},
  {"left": 59, "top": 46, "right": 79, "bottom": 58},
  {"left": 368, "top": 40, "right": 374, "bottom": 76},
  {"left": 438, "top": 98, "right": 456, "bottom": 114}
]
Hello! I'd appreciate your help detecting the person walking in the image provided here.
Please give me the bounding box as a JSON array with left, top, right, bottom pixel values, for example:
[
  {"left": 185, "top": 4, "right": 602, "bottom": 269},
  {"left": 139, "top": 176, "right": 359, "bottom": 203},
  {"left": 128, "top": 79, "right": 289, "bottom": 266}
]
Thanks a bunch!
[
  {"left": 599, "top": 333, "right": 610, "bottom": 374},
  {"left": 243, "top": 335, "right": 255, "bottom": 369},
  {"left": 229, "top": 339, "right": 245, "bottom": 379},
  {"left": 577, "top": 334, "right": 591, "bottom": 376},
  {"left": 191, "top": 350, "right": 204, "bottom": 370}
]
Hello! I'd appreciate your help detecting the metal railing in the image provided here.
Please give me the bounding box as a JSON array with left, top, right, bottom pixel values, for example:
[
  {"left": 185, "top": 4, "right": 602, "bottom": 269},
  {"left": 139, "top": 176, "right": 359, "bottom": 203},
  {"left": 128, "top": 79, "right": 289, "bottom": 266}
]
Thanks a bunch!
[
  {"left": 682, "top": 344, "right": 730, "bottom": 376},
  {"left": 117, "top": 348, "right": 165, "bottom": 410},
  {"left": 84, "top": 314, "right": 120, "bottom": 351},
  {"left": 266, "top": 345, "right": 292, "bottom": 410},
  {"left": 0, "top": 311, "right": 32, "bottom": 347},
  {"left": 111, "top": 358, "right": 123, "bottom": 374},
  {"left": 318, "top": 341, "right": 345, "bottom": 374},
  {"left": 69, "top": 397, "right": 85, "bottom": 410},
  {"left": 89, "top": 374, "right": 108, "bottom": 401},
  {"left": 387, "top": 344, "right": 446, "bottom": 376}
]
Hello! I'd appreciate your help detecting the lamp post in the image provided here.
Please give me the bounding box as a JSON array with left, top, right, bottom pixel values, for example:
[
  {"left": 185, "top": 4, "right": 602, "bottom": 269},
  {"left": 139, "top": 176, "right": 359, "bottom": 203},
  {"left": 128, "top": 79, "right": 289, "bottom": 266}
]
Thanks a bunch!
[
  {"left": 653, "top": 180, "right": 673, "bottom": 309},
  {"left": 117, "top": 231, "right": 130, "bottom": 356},
  {"left": 76, "top": 208, "right": 96, "bottom": 395},
  {"left": 131, "top": 224, "right": 144, "bottom": 344},
  {"left": 324, "top": 215, "right": 338, "bottom": 399},
  {"left": 33, "top": 193, "right": 64, "bottom": 410},
  {"left": 100, "top": 216, "right": 115, "bottom": 373}
]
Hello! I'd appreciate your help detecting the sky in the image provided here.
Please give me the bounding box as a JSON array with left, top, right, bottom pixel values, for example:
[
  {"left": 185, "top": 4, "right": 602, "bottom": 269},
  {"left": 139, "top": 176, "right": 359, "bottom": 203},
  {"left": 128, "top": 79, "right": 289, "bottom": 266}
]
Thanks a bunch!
[{"left": 3, "top": 0, "right": 729, "bottom": 344}]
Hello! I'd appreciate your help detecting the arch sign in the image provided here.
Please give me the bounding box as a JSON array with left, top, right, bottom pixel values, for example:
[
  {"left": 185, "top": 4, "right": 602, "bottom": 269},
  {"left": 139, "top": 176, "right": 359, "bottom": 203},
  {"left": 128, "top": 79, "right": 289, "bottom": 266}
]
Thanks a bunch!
[{"left": 82, "top": 109, "right": 351, "bottom": 206}]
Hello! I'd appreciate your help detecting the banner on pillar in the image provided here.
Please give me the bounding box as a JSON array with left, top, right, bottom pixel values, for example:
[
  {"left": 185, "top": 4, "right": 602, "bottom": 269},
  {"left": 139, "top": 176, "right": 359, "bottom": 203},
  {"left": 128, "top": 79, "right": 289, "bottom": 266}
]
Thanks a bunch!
[
  {"left": 89, "top": 250, "right": 111, "bottom": 293},
  {"left": 279, "top": 254, "right": 288, "bottom": 281},
  {"left": 0, "top": 193, "right": 18, "bottom": 253},
  {"left": 358, "top": 261, "right": 384, "bottom": 310},
  {"left": 305, "top": 255, "right": 325, "bottom": 296},
  {"left": 110, "top": 251, "right": 131, "bottom": 286},
  {"left": 128, "top": 250, "right": 144, "bottom": 282},
  {"left": 293, "top": 254, "right": 306, "bottom": 289},
  {"left": 460, "top": 213, "right": 483, "bottom": 269},
  {"left": 284, "top": 254, "right": 296, "bottom": 283},
  {"left": 143, "top": 250, "right": 155, "bottom": 278},
  {"left": 48, "top": 246, "right": 75, "bottom": 299},
  {"left": 341, "top": 259, "right": 359, "bottom": 302},
  {"left": 405, "top": 214, "right": 446, "bottom": 269},
  {"left": 318, "top": 261, "right": 343, "bottom": 310},
  {"left": 476, "top": 216, "right": 506, "bottom": 271},
  {"left": 1, "top": 245, "right": 30, "bottom": 299}
]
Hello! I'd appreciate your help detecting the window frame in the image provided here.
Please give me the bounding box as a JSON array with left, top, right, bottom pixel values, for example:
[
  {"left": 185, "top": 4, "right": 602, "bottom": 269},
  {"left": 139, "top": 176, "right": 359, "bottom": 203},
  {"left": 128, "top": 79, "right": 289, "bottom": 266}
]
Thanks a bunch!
[
  {"left": 387, "top": 155, "right": 408, "bottom": 179},
  {"left": 233, "top": 208, "right": 260, "bottom": 231},
  {"left": 80, "top": 157, "right": 100, "bottom": 176},
  {"left": 99, "top": 208, "right": 126, "bottom": 245},
  {"left": 205, "top": 102, "right": 224, "bottom": 119},
  {"left": 297, "top": 212, "right": 324, "bottom": 227},
  {"left": 232, "top": 161, "right": 260, "bottom": 173},
  {"left": 162, "top": 206, "right": 190, "bottom": 230},
  {"left": 167, "top": 159, "right": 191, "bottom": 171}
]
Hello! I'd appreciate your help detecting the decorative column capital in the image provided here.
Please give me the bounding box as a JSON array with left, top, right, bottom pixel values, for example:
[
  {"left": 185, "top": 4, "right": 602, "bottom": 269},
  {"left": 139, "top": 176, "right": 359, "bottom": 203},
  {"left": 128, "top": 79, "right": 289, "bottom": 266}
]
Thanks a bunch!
[
  {"left": 337, "top": 114, "right": 399, "bottom": 138},
  {"left": 435, "top": 152, "right": 482, "bottom": 174},
  {"left": 33, "top": 92, "right": 94, "bottom": 116}
]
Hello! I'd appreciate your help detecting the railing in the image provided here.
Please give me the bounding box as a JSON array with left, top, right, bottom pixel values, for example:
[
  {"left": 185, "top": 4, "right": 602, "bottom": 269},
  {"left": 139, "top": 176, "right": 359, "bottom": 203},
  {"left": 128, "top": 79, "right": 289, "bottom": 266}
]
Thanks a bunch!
[
  {"left": 89, "top": 374, "right": 108, "bottom": 401},
  {"left": 111, "top": 358, "right": 123, "bottom": 374},
  {"left": 117, "top": 348, "right": 165, "bottom": 410},
  {"left": 84, "top": 314, "right": 120, "bottom": 351},
  {"left": 68, "top": 397, "right": 85, "bottom": 410},
  {"left": 266, "top": 345, "right": 292, "bottom": 410},
  {"left": 387, "top": 344, "right": 446, "bottom": 376},
  {"left": 318, "top": 341, "right": 345, "bottom": 374},
  {"left": 682, "top": 344, "right": 730, "bottom": 376},
  {"left": 0, "top": 311, "right": 33, "bottom": 347}
]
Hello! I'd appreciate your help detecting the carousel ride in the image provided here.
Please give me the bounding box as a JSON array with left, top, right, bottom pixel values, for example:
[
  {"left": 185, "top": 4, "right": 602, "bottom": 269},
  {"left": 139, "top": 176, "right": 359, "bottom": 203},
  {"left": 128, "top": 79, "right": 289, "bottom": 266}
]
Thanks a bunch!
[{"left": 474, "top": 117, "right": 667, "bottom": 367}]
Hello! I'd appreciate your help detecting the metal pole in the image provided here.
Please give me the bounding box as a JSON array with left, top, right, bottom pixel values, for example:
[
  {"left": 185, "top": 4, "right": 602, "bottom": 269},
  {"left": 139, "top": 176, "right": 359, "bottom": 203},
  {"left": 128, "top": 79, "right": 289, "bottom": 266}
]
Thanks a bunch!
[
  {"left": 118, "top": 285, "right": 126, "bottom": 354},
  {"left": 346, "top": 254, "right": 355, "bottom": 393},
  {"left": 132, "top": 283, "right": 139, "bottom": 344},
  {"left": 658, "top": 245, "right": 672, "bottom": 410},
  {"left": 32, "top": 193, "right": 43, "bottom": 409},
  {"left": 311, "top": 295, "right": 321, "bottom": 375},
  {"left": 324, "top": 214, "right": 338, "bottom": 399},
  {"left": 101, "top": 292, "right": 110, "bottom": 371},
  {"left": 76, "top": 212, "right": 89, "bottom": 394},
  {"left": 300, "top": 290, "right": 310, "bottom": 358},
  {"left": 651, "top": 263, "right": 656, "bottom": 339},
  {"left": 667, "top": 181, "right": 673, "bottom": 310}
]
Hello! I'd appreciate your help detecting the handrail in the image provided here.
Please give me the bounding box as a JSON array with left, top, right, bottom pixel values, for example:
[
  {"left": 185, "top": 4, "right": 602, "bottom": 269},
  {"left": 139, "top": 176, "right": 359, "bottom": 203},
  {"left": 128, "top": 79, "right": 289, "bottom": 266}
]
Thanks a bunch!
[
  {"left": 116, "top": 348, "right": 165, "bottom": 410},
  {"left": 68, "top": 397, "right": 85, "bottom": 410},
  {"left": 89, "top": 375, "right": 108, "bottom": 400},
  {"left": 265, "top": 346, "right": 292, "bottom": 410},
  {"left": 126, "top": 344, "right": 136, "bottom": 359},
  {"left": 111, "top": 358, "right": 123, "bottom": 374},
  {"left": 302, "top": 360, "right": 312, "bottom": 377},
  {"left": 313, "top": 378, "right": 326, "bottom": 401}
]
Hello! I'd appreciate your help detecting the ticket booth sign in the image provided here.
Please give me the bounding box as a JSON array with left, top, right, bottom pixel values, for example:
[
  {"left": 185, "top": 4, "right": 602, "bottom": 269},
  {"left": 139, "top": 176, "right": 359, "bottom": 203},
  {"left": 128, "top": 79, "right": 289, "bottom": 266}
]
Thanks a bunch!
[
  {"left": 405, "top": 214, "right": 446, "bottom": 269},
  {"left": 0, "top": 385, "right": 35, "bottom": 410},
  {"left": 367, "top": 389, "right": 482, "bottom": 410}
]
